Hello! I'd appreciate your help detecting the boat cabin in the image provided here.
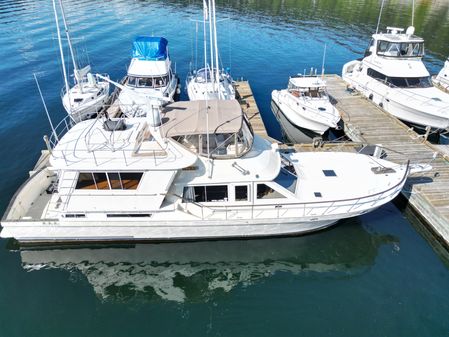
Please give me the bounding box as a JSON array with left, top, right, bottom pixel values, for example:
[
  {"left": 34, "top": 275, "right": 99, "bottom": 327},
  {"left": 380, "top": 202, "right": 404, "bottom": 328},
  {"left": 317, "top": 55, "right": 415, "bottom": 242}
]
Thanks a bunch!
[
  {"left": 367, "top": 26, "right": 425, "bottom": 58},
  {"left": 287, "top": 76, "right": 327, "bottom": 98}
]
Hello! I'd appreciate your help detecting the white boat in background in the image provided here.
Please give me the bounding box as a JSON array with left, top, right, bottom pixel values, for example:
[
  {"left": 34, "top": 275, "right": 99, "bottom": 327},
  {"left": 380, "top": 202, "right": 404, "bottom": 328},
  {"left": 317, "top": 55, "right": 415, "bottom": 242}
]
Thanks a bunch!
[
  {"left": 271, "top": 74, "right": 341, "bottom": 143},
  {"left": 0, "top": 96, "right": 429, "bottom": 243},
  {"left": 52, "top": 0, "right": 109, "bottom": 122},
  {"left": 342, "top": 26, "right": 449, "bottom": 130},
  {"left": 117, "top": 36, "right": 179, "bottom": 117},
  {"left": 433, "top": 57, "right": 449, "bottom": 91},
  {"left": 186, "top": 0, "right": 235, "bottom": 100}
]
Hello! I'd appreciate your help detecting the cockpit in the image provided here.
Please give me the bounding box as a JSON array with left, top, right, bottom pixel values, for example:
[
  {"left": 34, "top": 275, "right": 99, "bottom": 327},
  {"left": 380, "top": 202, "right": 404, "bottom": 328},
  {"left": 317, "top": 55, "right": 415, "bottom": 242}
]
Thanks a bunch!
[{"left": 376, "top": 41, "right": 424, "bottom": 58}]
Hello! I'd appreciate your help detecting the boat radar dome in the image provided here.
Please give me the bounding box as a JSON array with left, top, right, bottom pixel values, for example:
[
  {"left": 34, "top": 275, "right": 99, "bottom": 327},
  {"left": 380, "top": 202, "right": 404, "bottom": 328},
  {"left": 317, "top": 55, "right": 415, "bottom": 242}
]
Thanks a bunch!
[{"left": 405, "top": 26, "right": 415, "bottom": 36}]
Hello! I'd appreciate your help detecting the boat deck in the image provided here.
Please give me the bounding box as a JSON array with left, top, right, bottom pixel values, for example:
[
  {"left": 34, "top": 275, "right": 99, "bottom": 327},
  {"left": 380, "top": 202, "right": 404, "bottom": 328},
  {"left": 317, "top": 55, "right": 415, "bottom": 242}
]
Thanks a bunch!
[{"left": 324, "top": 74, "right": 449, "bottom": 248}]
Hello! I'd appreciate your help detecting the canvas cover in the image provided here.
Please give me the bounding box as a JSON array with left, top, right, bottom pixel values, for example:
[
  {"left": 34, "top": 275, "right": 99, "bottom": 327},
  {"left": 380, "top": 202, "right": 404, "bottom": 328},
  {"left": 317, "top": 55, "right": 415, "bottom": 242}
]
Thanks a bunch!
[
  {"left": 161, "top": 100, "right": 243, "bottom": 137},
  {"left": 132, "top": 36, "right": 168, "bottom": 61}
]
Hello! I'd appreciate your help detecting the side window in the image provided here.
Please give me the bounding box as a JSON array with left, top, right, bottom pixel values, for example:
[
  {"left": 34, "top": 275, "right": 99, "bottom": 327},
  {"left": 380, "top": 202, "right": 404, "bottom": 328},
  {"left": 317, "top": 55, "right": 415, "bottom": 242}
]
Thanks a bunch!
[
  {"left": 75, "top": 172, "right": 143, "bottom": 190},
  {"left": 235, "top": 185, "right": 248, "bottom": 201},
  {"left": 205, "top": 185, "right": 228, "bottom": 202},
  {"left": 182, "top": 185, "right": 228, "bottom": 202},
  {"left": 75, "top": 173, "right": 96, "bottom": 189},
  {"left": 257, "top": 184, "right": 286, "bottom": 199},
  {"left": 120, "top": 172, "right": 142, "bottom": 190},
  {"left": 93, "top": 173, "right": 109, "bottom": 190}
]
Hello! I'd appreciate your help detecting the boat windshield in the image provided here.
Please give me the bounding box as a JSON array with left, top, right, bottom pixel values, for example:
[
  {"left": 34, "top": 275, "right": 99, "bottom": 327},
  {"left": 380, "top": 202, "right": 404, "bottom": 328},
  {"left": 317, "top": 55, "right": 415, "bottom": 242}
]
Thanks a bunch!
[
  {"left": 127, "top": 75, "right": 169, "bottom": 88},
  {"left": 288, "top": 85, "right": 327, "bottom": 98},
  {"left": 377, "top": 40, "right": 424, "bottom": 57},
  {"left": 173, "top": 116, "right": 254, "bottom": 159}
]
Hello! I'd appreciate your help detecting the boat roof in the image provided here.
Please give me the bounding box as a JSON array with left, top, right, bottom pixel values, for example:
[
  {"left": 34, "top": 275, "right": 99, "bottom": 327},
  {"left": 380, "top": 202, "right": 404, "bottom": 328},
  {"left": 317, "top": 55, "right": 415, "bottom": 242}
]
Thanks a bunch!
[
  {"left": 289, "top": 76, "right": 326, "bottom": 88},
  {"left": 132, "top": 36, "right": 168, "bottom": 61},
  {"left": 161, "top": 100, "right": 243, "bottom": 137},
  {"left": 49, "top": 118, "right": 197, "bottom": 171},
  {"left": 127, "top": 58, "right": 170, "bottom": 77},
  {"left": 373, "top": 27, "right": 424, "bottom": 43}
]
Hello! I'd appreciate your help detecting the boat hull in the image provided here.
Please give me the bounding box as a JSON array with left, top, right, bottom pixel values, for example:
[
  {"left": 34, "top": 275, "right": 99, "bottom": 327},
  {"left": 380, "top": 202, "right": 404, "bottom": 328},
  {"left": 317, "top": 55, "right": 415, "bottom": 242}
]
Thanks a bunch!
[
  {"left": 271, "top": 99, "right": 322, "bottom": 143},
  {"left": 0, "top": 218, "right": 341, "bottom": 243}
]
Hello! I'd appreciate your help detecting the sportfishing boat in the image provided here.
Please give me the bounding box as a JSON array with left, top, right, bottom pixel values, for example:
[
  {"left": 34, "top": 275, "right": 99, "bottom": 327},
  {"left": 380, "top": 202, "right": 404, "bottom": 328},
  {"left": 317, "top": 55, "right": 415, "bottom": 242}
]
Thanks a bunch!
[
  {"left": 117, "top": 36, "right": 179, "bottom": 117},
  {"left": 186, "top": 0, "right": 235, "bottom": 100},
  {"left": 271, "top": 74, "right": 341, "bottom": 143},
  {"left": 53, "top": 0, "right": 109, "bottom": 122},
  {"left": 0, "top": 99, "right": 428, "bottom": 243},
  {"left": 342, "top": 26, "right": 449, "bottom": 130},
  {"left": 433, "top": 57, "right": 449, "bottom": 91}
]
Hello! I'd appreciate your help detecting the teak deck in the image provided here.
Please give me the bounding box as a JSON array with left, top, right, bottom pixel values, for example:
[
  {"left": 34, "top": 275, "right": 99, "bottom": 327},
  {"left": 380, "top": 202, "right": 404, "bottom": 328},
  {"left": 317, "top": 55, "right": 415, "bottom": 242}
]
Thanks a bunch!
[{"left": 235, "top": 77, "right": 449, "bottom": 249}]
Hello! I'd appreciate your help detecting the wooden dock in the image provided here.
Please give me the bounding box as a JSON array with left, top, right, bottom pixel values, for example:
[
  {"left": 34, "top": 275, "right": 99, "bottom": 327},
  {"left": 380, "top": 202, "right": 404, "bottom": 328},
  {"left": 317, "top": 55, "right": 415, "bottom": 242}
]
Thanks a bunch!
[
  {"left": 235, "top": 81, "right": 271, "bottom": 140},
  {"left": 325, "top": 74, "right": 449, "bottom": 248}
]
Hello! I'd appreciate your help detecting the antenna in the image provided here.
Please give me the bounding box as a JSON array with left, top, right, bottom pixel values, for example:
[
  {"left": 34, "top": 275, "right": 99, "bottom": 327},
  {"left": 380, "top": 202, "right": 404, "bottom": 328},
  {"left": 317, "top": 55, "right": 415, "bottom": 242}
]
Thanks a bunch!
[
  {"left": 375, "top": 0, "right": 385, "bottom": 34},
  {"left": 321, "top": 43, "right": 327, "bottom": 79},
  {"left": 411, "top": 0, "right": 415, "bottom": 26},
  {"left": 34, "top": 74, "right": 59, "bottom": 142}
]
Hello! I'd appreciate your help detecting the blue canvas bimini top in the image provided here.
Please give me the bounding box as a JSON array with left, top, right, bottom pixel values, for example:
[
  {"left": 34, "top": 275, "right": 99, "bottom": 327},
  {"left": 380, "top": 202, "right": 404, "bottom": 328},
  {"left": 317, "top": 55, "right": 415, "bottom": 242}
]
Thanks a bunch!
[{"left": 132, "top": 36, "right": 168, "bottom": 60}]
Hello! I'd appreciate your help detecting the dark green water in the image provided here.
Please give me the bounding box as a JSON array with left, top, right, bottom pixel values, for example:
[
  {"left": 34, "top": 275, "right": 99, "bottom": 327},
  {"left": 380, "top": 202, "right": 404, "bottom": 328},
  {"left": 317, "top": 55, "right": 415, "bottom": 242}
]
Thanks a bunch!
[{"left": 1, "top": 0, "right": 449, "bottom": 336}]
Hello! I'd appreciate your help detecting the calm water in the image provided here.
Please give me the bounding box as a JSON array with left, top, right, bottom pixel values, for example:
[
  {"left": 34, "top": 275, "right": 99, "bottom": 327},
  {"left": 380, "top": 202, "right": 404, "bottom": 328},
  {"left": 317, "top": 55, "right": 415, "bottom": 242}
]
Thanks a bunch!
[{"left": 1, "top": 0, "right": 449, "bottom": 336}]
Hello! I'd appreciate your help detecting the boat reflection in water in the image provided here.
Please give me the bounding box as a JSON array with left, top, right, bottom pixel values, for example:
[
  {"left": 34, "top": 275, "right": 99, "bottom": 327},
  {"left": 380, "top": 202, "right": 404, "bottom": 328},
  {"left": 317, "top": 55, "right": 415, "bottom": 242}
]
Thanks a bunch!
[{"left": 18, "top": 219, "right": 396, "bottom": 303}]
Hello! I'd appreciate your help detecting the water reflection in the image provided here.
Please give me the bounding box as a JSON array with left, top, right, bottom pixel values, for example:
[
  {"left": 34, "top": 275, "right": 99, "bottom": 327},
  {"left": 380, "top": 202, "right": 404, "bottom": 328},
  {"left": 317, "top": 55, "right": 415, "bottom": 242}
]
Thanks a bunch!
[{"left": 18, "top": 220, "right": 397, "bottom": 303}]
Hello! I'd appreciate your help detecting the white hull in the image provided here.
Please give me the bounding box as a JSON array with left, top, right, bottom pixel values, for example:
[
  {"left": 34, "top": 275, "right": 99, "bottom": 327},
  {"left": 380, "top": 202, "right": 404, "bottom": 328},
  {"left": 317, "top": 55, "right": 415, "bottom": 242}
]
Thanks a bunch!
[
  {"left": 271, "top": 99, "right": 321, "bottom": 143},
  {"left": 186, "top": 71, "right": 235, "bottom": 101},
  {"left": 62, "top": 80, "right": 109, "bottom": 121},
  {"left": 433, "top": 59, "right": 449, "bottom": 91},
  {"left": 343, "top": 60, "right": 449, "bottom": 129},
  {"left": 1, "top": 218, "right": 339, "bottom": 243}
]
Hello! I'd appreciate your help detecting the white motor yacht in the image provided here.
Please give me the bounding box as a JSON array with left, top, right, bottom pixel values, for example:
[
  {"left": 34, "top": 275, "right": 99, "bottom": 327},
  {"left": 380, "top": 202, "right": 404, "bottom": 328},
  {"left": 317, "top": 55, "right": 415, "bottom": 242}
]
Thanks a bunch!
[
  {"left": 186, "top": 0, "right": 235, "bottom": 100},
  {"left": 117, "top": 36, "right": 179, "bottom": 117},
  {"left": 271, "top": 75, "right": 341, "bottom": 143},
  {"left": 0, "top": 99, "right": 428, "bottom": 243},
  {"left": 433, "top": 57, "right": 449, "bottom": 92},
  {"left": 53, "top": 0, "right": 109, "bottom": 122},
  {"left": 342, "top": 26, "right": 449, "bottom": 130}
]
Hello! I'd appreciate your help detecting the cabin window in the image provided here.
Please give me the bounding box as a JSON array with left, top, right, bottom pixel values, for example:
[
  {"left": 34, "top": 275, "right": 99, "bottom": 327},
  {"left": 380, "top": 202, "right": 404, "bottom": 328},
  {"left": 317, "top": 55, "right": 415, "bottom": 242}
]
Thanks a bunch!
[
  {"left": 75, "top": 173, "right": 96, "bottom": 189},
  {"left": 235, "top": 185, "right": 248, "bottom": 201},
  {"left": 274, "top": 168, "right": 297, "bottom": 193},
  {"left": 120, "top": 172, "right": 142, "bottom": 190},
  {"left": 386, "top": 76, "right": 432, "bottom": 88},
  {"left": 93, "top": 173, "right": 109, "bottom": 190},
  {"left": 183, "top": 185, "right": 228, "bottom": 202},
  {"left": 127, "top": 76, "right": 136, "bottom": 87},
  {"left": 257, "top": 184, "right": 286, "bottom": 199},
  {"left": 75, "top": 172, "right": 143, "bottom": 190},
  {"left": 377, "top": 40, "right": 424, "bottom": 57},
  {"left": 108, "top": 172, "right": 122, "bottom": 189},
  {"left": 367, "top": 68, "right": 386, "bottom": 81}
]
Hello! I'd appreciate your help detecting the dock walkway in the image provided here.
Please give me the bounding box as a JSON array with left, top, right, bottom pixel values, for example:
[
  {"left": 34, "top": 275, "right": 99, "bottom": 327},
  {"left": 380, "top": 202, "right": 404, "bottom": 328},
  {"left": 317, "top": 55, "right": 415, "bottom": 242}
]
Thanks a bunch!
[{"left": 325, "top": 75, "right": 449, "bottom": 247}]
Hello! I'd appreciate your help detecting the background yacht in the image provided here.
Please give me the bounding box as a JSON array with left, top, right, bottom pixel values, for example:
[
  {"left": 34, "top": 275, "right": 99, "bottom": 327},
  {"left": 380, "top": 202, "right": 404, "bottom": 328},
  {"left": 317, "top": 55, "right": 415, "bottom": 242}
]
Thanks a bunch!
[
  {"left": 0, "top": 98, "right": 427, "bottom": 243},
  {"left": 271, "top": 74, "right": 341, "bottom": 143},
  {"left": 117, "top": 36, "right": 179, "bottom": 117},
  {"left": 53, "top": 0, "right": 109, "bottom": 122},
  {"left": 186, "top": 0, "right": 235, "bottom": 100},
  {"left": 342, "top": 26, "right": 449, "bottom": 130},
  {"left": 433, "top": 57, "right": 449, "bottom": 91}
]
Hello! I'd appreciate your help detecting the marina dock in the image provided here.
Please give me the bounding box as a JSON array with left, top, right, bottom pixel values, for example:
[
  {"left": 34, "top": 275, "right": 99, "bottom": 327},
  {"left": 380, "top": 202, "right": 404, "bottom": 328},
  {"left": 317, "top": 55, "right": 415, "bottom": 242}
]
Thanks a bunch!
[{"left": 235, "top": 77, "right": 449, "bottom": 249}]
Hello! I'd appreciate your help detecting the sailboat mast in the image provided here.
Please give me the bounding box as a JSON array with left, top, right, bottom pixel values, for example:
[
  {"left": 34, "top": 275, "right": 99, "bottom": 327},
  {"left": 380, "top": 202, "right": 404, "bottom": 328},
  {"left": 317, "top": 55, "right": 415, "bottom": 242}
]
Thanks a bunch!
[
  {"left": 207, "top": 0, "right": 215, "bottom": 89},
  {"left": 52, "top": 0, "right": 70, "bottom": 107},
  {"left": 203, "top": 0, "right": 210, "bottom": 159},
  {"left": 211, "top": 0, "right": 221, "bottom": 98},
  {"left": 58, "top": 0, "right": 83, "bottom": 93}
]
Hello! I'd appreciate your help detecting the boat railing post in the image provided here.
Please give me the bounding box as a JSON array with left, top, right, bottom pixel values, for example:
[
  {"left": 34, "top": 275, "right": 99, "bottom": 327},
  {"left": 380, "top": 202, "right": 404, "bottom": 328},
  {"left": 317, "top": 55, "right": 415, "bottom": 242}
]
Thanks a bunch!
[
  {"left": 123, "top": 150, "right": 127, "bottom": 166},
  {"left": 92, "top": 150, "right": 98, "bottom": 166}
]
